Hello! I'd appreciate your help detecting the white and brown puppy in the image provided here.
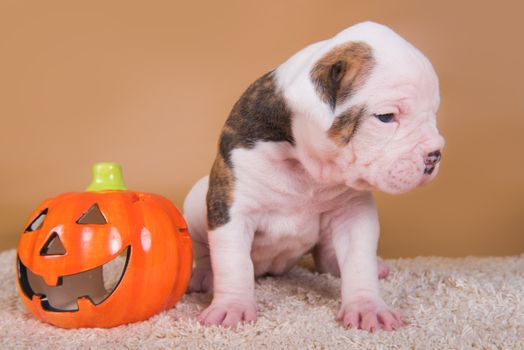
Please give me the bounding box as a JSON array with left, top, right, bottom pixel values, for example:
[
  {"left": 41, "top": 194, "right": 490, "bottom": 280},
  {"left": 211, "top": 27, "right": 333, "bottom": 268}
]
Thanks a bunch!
[{"left": 184, "top": 21, "right": 444, "bottom": 332}]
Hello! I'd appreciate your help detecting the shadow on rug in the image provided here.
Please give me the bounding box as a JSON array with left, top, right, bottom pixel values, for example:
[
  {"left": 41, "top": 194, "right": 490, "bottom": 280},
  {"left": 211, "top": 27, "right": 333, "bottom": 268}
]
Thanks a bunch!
[{"left": 0, "top": 249, "right": 522, "bottom": 349}]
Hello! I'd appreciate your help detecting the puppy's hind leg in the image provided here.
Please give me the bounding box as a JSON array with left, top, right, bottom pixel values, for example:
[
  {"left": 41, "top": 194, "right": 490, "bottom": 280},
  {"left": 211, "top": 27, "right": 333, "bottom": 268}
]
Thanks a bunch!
[
  {"left": 377, "top": 257, "right": 390, "bottom": 279},
  {"left": 184, "top": 176, "right": 213, "bottom": 293},
  {"left": 313, "top": 226, "right": 389, "bottom": 280},
  {"left": 313, "top": 230, "right": 341, "bottom": 277}
]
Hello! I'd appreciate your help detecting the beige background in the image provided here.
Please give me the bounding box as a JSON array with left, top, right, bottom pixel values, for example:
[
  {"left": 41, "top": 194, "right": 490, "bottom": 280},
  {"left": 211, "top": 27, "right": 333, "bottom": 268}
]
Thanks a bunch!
[{"left": 1, "top": 1, "right": 523, "bottom": 257}]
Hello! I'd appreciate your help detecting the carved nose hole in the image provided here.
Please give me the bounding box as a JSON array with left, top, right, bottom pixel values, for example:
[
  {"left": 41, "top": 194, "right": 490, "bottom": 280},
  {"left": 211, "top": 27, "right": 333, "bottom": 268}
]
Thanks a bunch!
[{"left": 40, "top": 232, "right": 67, "bottom": 256}]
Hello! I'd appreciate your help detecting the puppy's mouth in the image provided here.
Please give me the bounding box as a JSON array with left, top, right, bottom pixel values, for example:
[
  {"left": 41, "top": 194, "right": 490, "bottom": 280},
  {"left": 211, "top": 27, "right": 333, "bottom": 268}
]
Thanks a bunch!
[
  {"left": 17, "top": 246, "right": 130, "bottom": 312},
  {"left": 348, "top": 178, "right": 373, "bottom": 191}
]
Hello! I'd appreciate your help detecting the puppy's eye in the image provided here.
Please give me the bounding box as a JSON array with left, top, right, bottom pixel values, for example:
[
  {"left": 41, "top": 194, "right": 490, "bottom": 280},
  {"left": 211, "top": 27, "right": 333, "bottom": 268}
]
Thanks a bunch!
[{"left": 374, "top": 113, "right": 395, "bottom": 123}]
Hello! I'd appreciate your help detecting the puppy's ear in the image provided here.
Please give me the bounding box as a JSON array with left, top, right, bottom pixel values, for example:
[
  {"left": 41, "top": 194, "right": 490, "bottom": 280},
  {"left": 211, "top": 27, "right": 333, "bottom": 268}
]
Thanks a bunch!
[
  {"left": 310, "top": 42, "right": 375, "bottom": 111},
  {"left": 327, "top": 61, "right": 347, "bottom": 109}
]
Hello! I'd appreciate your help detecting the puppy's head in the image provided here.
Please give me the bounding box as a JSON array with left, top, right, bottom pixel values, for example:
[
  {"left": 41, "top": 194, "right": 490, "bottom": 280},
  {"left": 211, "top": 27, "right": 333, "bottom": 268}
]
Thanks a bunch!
[{"left": 280, "top": 22, "right": 444, "bottom": 194}]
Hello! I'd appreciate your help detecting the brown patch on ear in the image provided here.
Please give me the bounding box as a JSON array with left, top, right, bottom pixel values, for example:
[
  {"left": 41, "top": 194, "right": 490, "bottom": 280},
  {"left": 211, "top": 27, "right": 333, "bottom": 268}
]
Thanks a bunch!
[
  {"left": 206, "top": 154, "right": 235, "bottom": 230},
  {"left": 327, "top": 105, "right": 366, "bottom": 146},
  {"left": 310, "top": 42, "right": 374, "bottom": 110}
]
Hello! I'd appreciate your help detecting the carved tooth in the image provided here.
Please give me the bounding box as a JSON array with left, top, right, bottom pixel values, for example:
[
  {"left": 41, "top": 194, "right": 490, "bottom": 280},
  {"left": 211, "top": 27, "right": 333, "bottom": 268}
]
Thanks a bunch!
[{"left": 42, "top": 274, "right": 61, "bottom": 287}]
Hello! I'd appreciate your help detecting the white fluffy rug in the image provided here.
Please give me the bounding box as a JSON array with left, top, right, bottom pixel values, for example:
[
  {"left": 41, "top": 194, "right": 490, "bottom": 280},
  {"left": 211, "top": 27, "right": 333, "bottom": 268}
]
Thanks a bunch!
[{"left": 1, "top": 249, "right": 523, "bottom": 349}]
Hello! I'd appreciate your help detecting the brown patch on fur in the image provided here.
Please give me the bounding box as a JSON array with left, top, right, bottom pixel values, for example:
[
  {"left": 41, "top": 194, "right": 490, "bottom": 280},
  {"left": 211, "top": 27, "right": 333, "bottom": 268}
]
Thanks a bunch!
[
  {"left": 327, "top": 105, "right": 366, "bottom": 146},
  {"left": 220, "top": 71, "right": 294, "bottom": 166},
  {"left": 310, "top": 42, "right": 375, "bottom": 110},
  {"left": 207, "top": 71, "right": 294, "bottom": 229},
  {"left": 206, "top": 154, "right": 234, "bottom": 230}
]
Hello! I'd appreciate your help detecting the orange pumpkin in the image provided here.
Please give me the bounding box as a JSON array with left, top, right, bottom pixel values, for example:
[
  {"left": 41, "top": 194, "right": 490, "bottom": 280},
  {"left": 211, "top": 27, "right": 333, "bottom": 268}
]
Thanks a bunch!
[{"left": 16, "top": 163, "right": 192, "bottom": 328}]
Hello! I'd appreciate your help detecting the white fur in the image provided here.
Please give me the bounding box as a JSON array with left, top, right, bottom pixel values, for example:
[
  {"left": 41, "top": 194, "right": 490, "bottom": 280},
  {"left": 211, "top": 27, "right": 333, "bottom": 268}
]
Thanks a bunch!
[{"left": 184, "top": 22, "right": 443, "bottom": 331}]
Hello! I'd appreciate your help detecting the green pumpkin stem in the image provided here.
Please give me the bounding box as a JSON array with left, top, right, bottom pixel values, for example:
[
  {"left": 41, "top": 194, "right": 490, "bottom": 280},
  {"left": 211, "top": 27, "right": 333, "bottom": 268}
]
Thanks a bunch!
[{"left": 86, "top": 163, "right": 128, "bottom": 192}]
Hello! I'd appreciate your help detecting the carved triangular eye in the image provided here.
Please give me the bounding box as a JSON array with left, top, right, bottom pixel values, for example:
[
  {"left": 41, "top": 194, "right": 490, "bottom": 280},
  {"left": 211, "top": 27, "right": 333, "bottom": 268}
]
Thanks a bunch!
[
  {"left": 25, "top": 208, "right": 48, "bottom": 233},
  {"left": 76, "top": 204, "right": 107, "bottom": 224},
  {"left": 40, "top": 232, "right": 67, "bottom": 256}
]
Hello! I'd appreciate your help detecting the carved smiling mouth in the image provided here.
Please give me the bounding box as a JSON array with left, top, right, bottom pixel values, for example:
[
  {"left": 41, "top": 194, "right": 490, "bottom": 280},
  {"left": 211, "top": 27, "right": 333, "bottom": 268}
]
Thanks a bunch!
[{"left": 17, "top": 246, "right": 130, "bottom": 312}]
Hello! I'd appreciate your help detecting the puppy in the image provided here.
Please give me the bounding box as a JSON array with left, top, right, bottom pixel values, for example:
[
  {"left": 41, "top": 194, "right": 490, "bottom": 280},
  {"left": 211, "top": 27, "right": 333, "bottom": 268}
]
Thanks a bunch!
[{"left": 184, "top": 21, "right": 444, "bottom": 332}]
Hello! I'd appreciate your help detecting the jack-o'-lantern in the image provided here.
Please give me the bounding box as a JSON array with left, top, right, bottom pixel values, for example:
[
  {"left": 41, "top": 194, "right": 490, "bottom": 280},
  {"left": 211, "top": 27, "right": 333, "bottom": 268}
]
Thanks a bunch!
[{"left": 16, "top": 163, "right": 192, "bottom": 328}]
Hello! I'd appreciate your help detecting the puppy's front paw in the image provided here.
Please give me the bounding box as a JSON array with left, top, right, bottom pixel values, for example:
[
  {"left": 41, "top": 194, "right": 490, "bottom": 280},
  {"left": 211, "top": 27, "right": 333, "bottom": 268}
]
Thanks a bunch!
[
  {"left": 198, "top": 298, "right": 258, "bottom": 328},
  {"left": 187, "top": 267, "right": 213, "bottom": 293},
  {"left": 337, "top": 297, "right": 404, "bottom": 332}
]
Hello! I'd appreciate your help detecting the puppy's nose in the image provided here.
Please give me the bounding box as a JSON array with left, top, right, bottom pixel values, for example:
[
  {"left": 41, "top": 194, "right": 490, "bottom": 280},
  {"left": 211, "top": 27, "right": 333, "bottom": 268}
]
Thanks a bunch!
[
  {"left": 424, "top": 150, "right": 441, "bottom": 174},
  {"left": 425, "top": 150, "right": 441, "bottom": 165}
]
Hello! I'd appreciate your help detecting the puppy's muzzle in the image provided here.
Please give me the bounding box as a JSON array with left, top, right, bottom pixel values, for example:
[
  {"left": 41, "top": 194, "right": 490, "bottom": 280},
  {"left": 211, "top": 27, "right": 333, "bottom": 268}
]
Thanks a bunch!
[{"left": 424, "top": 150, "right": 441, "bottom": 175}]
